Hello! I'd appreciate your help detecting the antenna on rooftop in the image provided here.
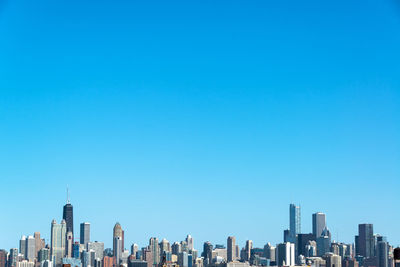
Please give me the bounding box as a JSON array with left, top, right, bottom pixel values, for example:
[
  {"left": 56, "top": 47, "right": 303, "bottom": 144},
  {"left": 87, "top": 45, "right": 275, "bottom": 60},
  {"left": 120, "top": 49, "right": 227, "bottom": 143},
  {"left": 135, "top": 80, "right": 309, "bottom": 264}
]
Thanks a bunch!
[{"left": 67, "top": 186, "right": 70, "bottom": 204}]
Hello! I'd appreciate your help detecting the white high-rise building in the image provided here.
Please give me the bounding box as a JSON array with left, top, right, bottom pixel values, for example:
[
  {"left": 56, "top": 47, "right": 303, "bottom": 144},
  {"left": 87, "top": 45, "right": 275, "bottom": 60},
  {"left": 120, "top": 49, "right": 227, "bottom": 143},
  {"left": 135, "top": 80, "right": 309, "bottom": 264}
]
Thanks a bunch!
[
  {"left": 276, "top": 242, "right": 295, "bottom": 267},
  {"left": 186, "top": 235, "right": 194, "bottom": 251},
  {"left": 50, "top": 219, "right": 67, "bottom": 267},
  {"left": 114, "top": 237, "right": 123, "bottom": 266},
  {"left": 66, "top": 232, "right": 73, "bottom": 258}
]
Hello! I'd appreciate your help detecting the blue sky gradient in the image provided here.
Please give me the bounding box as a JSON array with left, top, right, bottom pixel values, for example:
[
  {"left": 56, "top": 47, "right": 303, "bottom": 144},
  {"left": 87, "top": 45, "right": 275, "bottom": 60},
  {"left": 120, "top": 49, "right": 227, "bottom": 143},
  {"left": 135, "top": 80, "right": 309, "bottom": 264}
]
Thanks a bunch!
[{"left": 0, "top": 0, "right": 399, "bottom": 251}]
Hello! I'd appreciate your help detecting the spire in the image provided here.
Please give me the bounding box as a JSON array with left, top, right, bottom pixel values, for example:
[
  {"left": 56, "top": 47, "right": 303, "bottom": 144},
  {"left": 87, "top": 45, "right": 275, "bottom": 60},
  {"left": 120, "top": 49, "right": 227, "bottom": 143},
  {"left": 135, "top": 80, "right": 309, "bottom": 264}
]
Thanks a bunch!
[{"left": 67, "top": 186, "right": 70, "bottom": 204}]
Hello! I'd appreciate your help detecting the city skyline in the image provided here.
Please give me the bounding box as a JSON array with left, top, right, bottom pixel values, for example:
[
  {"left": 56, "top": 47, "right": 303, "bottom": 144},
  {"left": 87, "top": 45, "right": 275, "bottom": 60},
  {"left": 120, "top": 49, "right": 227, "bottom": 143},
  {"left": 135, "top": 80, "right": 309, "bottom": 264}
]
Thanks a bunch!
[
  {"left": 1, "top": 197, "right": 397, "bottom": 252},
  {"left": 1, "top": 201, "right": 397, "bottom": 267}
]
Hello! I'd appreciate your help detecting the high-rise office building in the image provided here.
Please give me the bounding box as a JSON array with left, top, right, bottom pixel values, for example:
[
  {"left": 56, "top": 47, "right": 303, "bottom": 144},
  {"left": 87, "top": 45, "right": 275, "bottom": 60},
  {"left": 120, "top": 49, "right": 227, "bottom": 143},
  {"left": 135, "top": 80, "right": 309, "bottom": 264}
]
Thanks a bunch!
[
  {"left": 358, "top": 224, "right": 374, "bottom": 259},
  {"left": 289, "top": 204, "right": 301, "bottom": 242},
  {"left": 143, "top": 248, "right": 153, "bottom": 267},
  {"left": 355, "top": 236, "right": 359, "bottom": 256},
  {"left": 66, "top": 231, "right": 73, "bottom": 258},
  {"left": 297, "top": 234, "right": 314, "bottom": 257},
  {"left": 121, "top": 250, "right": 130, "bottom": 265},
  {"left": 178, "top": 252, "right": 188, "bottom": 267},
  {"left": 317, "top": 228, "right": 331, "bottom": 257},
  {"left": 113, "top": 222, "right": 124, "bottom": 259},
  {"left": 305, "top": 241, "right": 317, "bottom": 257},
  {"left": 276, "top": 243, "right": 295, "bottom": 267},
  {"left": 264, "top": 243, "right": 276, "bottom": 263},
  {"left": 149, "top": 238, "right": 160, "bottom": 267},
  {"left": 377, "top": 241, "right": 388, "bottom": 267},
  {"left": 38, "top": 248, "right": 50, "bottom": 262},
  {"left": 63, "top": 199, "right": 74, "bottom": 237},
  {"left": 9, "top": 249, "right": 18, "bottom": 267},
  {"left": 80, "top": 223, "right": 90, "bottom": 247},
  {"left": 34, "top": 232, "right": 45, "bottom": 261},
  {"left": 20, "top": 236, "right": 27, "bottom": 259},
  {"left": 227, "top": 236, "right": 235, "bottom": 262},
  {"left": 0, "top": 250, "right": 7, "bottom": 267},
  {"left": 50, "top": 219, "right": 67, "bottom": 267},
  {"left": 159, "top": 239, "right": 170, "bottom": 259},
  {"left": 284, "top": 230, "right": 291, "bottom": 243},
  {"left": 172, "top": 242, "right": 181, "bottom": 256},
  {"left": 245, "top": 240, "right": 253, "bottom": 262},
  {"left": 72, "top": 243, "right": 80, "bottom": 259},
  {"left": 131, "top": 244, "right": 139, "bottom": 258},
  {"left": 113, "top": 237, "right": 122, "bottom": 267},
  {"left": 202, "top": 242, "right": 213, "bottom": 265},
  {"left": 25, "top": 236, "right": 36, "bottom": 262},
  {"left": 180, "top": 241, "right": 188, "bottom": 253},
  {"left": 312, "top": 213, "right": 326, "bottom": 239},
  {"left": 186, "top": 236, "right": 194, "bottom": 252}
]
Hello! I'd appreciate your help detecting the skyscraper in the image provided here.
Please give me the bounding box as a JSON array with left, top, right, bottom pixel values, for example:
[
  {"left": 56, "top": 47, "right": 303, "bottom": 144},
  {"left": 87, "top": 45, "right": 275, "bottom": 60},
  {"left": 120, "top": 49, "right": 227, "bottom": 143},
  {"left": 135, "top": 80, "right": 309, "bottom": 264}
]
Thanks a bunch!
[
  {"left": 289, "top": 204, "right": 301, "bottom": 242},
  {"left": 186, "top": 235, "right": 194, "bottom": 252},
  {"left": 63, "top": 200, "right": 74, "bottom": 238},
  {"left": 317, "top": 228, "right": 331, "bottom": 257},
  {"left": 358, "top": 224, "right": 374, "bottom": 259},
  {"left": 227, "top": 236, "right": 235, "bottom": 262},
  {"left": 297, "top": 234, "right": 314, "bottom": 257},
  {"left": 245, "top": 240, "right": 253, "bottom": 262},
  {"left": 202, "top": 242, "right": 213, "bottom": 266},
  {"left": 9, "top": 249, "right": 18, "bottom": 267},
  {"left": 149, "top": 237, "right": 160, "bottom": 267},
  {"left": 66, "top": 232, "right": 73, "bottom": 258},
  {"left": 20, "top": 236, "right": 27, "bottom": 259},
  {"left": 0, "top": 250, "right": 7, "bottom": 267},
  {"left": 113, "top": 222, "right": 124, "bottom": 257},
  {"left": 34, "top": 232, "right": 45, "bottom": 261},
  {"left": 159, "top": 239, "right": 170, "bottom": 259},
  {"left": 377, "top": 240, "right": 388, "bottom": 267},
  {"left": 178, "top": 252, "right": 188, "bottom": 267},
  {"left": 264, "top": 243, "right": 276, "bottom": 263},
  {"left": 312, "top": 212, "right": 326, "bottom": 239},
  {"left": 172, "top": 242, "right": 181, "bottom": 256},
  {"left": 38, "top": 248, "right": 50, "bottom": 262},
  {"left": 276, "top": 243, "right": 295, "bottom": 267},
  {"left": 50, "top": 219, "right": 67, "bottom": 267},
  {"left": 113, "top": 237, "right": 122, "bottom": 267},
  {"left": 80, "top": 223, "right": 90, "bottom": 247},
  {"left": 25, "top": 236, "right": 36, "bottom": 262}
]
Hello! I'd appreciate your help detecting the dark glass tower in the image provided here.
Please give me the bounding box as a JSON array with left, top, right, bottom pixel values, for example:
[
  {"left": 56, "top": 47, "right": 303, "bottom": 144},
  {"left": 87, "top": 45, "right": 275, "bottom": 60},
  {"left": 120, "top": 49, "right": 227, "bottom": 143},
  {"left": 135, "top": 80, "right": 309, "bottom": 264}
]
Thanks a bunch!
[
  {"left": 358, "top": 224, "right": 374, "bottom": 258},
  {"left": 63, "top": 203, "right": 74, "bottom": 235}
]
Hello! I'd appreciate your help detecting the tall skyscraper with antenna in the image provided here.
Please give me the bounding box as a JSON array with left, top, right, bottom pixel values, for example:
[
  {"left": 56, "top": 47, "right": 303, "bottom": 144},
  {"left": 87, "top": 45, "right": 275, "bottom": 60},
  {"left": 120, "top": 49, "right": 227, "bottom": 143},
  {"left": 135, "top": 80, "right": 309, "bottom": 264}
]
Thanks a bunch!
[{"left": 63, "top": 188, "right": 74, "bottom": 236}]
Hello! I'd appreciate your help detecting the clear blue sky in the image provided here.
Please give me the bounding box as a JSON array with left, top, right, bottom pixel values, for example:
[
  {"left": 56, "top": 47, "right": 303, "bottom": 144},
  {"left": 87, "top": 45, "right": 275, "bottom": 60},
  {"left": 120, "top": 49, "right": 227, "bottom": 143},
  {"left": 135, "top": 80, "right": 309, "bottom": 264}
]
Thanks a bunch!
[{"left": 0, "top": 0, "right": 399, "bottom": 251}]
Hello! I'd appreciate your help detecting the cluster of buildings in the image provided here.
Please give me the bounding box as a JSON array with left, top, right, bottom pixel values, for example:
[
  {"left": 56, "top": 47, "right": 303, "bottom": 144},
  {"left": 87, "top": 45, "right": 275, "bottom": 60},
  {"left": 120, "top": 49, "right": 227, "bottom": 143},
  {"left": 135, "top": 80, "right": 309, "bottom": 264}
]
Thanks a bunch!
[{"left": 0, "top": 202, "right": 399, "bottom": 267}]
